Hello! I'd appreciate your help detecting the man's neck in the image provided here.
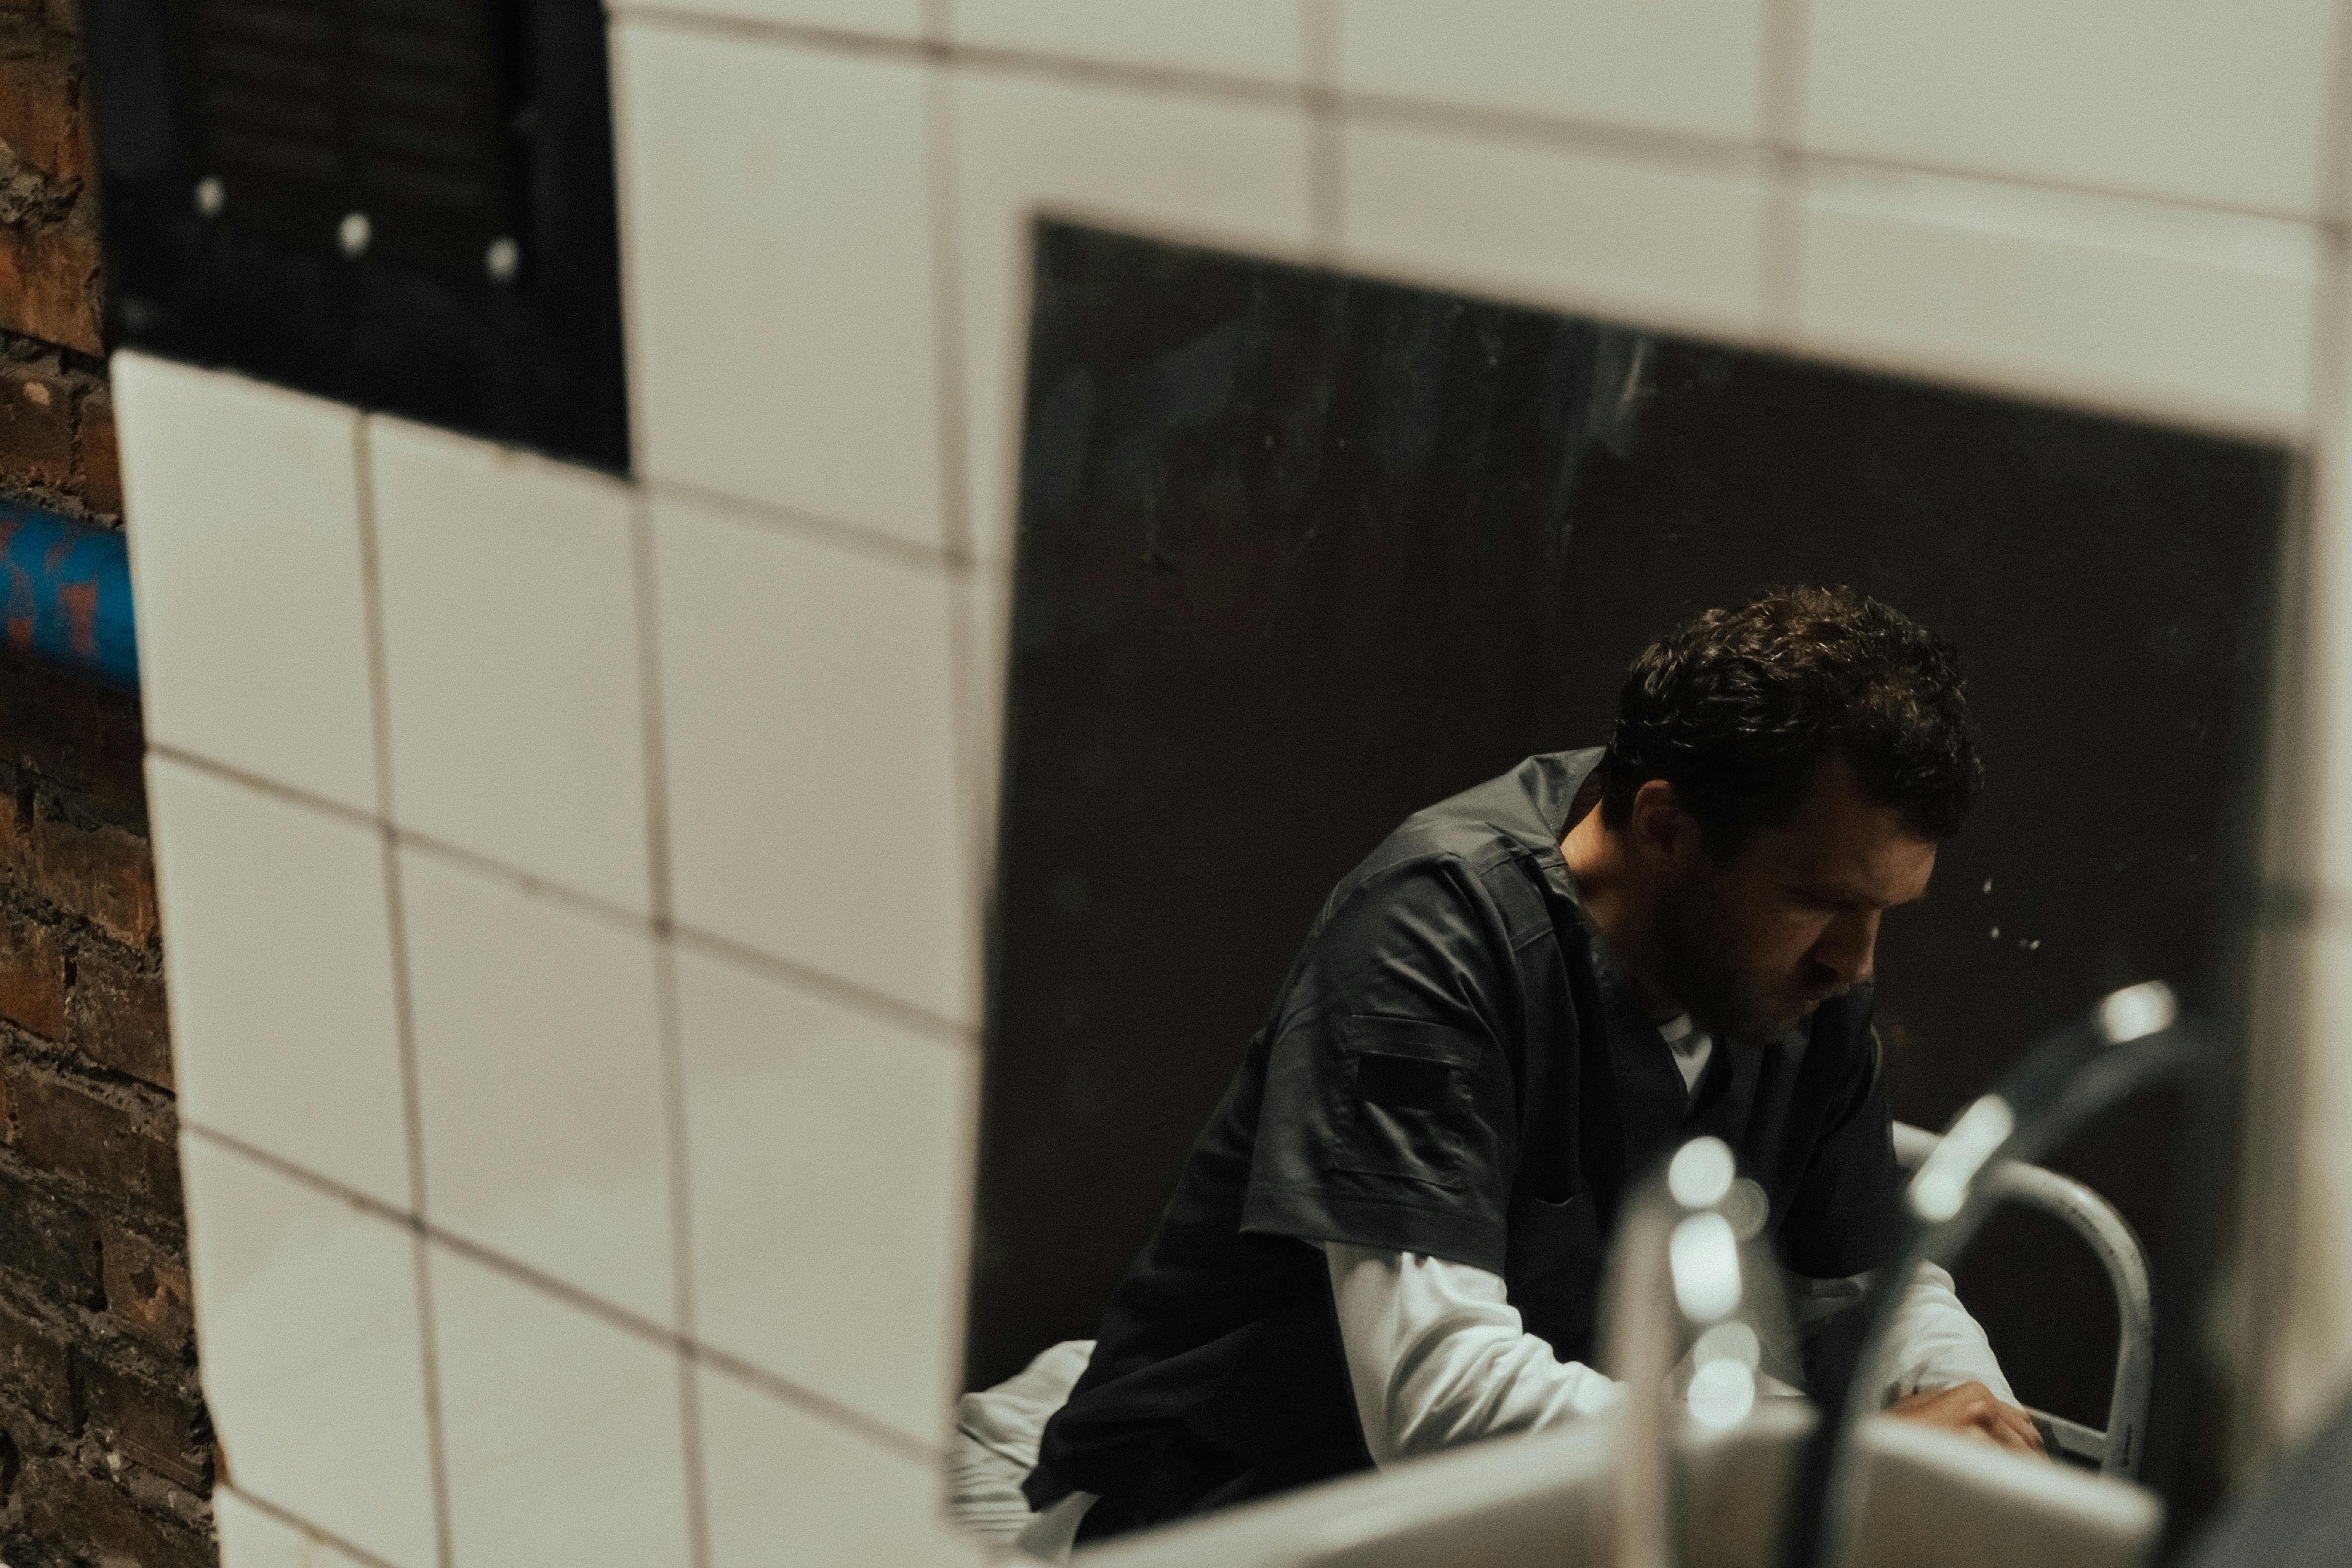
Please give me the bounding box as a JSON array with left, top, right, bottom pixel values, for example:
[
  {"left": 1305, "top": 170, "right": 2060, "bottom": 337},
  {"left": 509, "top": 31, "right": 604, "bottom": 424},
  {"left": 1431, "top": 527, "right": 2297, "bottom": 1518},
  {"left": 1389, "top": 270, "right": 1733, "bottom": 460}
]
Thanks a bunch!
[{"left": 1559, "top": 807, "right": 1687, "bottom": 1026}]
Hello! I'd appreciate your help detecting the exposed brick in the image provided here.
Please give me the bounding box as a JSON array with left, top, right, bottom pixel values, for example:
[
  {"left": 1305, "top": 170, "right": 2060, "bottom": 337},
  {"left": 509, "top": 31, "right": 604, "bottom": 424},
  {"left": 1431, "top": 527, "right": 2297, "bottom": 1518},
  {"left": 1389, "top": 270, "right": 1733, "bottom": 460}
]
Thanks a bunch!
[
  {"left": 67, "top": 943, "right": 170, "bottom": 1092},
  {"left": 75, "top": 379, "right": 118, "bottom": 517},
  {"left": 78, "top": 1355, "right": 208, "bottom": 1491},
  {"left": 32, "top": 802, "right": 156, "bottom": 947},
  {"left": 1, "top": 1063, "right": 178, "bottom": 1215},
  {"left": 0, "top": 205, "right": 100, "bottom": 356},
  {"left": 0, "top": 350, "right": 73, "bottom": 491},
  {"left": 0, "top": 1298, "right": 73, "bottom": 1428},
  {"left": 100, "top": 1226, "right": 190, "bottom": 1361},
  {"left": 0, "top": 1164, "right": 100, "bottom": 1305},
  {"left": 0, "top": 652, "right": 147, "bottom": 815},
  {"left": 15, "top": 1452, "right": 211, "bottom": 1568},
  {"left": 0, "top": 783, "right": 28, "bottom": 881},
  {"left": 0, "top": 906, "right": 66, "bottom": 1040},
  {"left": 0, "top": 33, "right": 87, "bottom": 190}
]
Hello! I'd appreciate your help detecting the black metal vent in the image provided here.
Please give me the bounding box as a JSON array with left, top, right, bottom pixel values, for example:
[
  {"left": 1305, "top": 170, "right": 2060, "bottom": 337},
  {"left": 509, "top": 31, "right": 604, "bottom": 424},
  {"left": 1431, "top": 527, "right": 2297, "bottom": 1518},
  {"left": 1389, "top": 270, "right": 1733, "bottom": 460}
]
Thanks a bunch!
[
  {"left": 187, "top": 0, "right": 516, "bottom": 276},
  {"left": 83, "top": 0, "right": 628, "bottom": 471}
]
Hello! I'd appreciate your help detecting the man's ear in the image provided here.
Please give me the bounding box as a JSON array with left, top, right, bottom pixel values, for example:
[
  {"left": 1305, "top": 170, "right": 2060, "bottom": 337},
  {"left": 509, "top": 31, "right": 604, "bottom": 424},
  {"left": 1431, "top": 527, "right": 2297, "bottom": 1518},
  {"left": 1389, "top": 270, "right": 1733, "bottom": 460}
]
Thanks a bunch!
[{"left": 1628, "top": 778, "right": 1700, "bottom": 870}]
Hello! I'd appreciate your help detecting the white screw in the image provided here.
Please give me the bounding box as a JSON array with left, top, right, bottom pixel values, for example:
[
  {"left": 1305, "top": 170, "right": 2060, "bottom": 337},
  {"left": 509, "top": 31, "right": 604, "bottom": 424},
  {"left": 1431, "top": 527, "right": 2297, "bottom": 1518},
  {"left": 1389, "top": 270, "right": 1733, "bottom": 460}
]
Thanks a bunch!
[
  {"left": 338, "top": 211, "right": 372, "bottom": 257},
  {"left": 193, "top": 175, "right": 224, "bottom": 217},
  {"left": 485, "top": 235, "right": 520, "bottom": 283}
]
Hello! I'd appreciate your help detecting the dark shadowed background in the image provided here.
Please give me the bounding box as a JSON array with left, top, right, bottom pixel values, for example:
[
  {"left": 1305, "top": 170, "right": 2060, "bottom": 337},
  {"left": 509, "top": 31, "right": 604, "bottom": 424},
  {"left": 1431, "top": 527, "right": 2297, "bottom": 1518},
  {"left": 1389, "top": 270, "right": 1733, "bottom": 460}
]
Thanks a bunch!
[{"left": 969, "top": 222, "right": 2290, "bottom": 1511}]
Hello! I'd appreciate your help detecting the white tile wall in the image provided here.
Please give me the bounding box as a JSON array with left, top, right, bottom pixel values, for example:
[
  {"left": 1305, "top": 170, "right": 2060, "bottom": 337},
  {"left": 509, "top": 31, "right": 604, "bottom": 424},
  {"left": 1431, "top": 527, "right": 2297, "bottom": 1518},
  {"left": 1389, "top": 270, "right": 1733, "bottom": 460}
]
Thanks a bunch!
[
  {"left": 1801, "top": 0, "right": 2340, "bottom": 220},
  {"left": 429, "top": 1244, "right": 695, "bottom": 1568},
  {"left": 1337, "top": 0, "right": 1769, "bottom": 142},
  {"left": 677, "top": 946, "right": 973, "bottom": 1447},
  {"left": 217, "top": 1490, "right": 381, "bottom": 1568},
  {"left": 182, "top": 1136, "right": 440, "bottom": 1568},
  {"left": 613, "top": 22, "right": 948, "bottom": 551},
  {"left": 369, "top": 416, "right": 652, "bottom": 914},
  {"left": 115, "top": 353, "right": 381, "bottom": 813},
  {"left": 949, "top": 0, "right": 1305, "bottom": 83},
  {"left": 698, "top": 1365, "right": 981, "bottom": 1568},
  {"left": 215, "top": 1490, "right": 309, "bottom": 1568},
  {"left": 1341, "top": 122, "right": 1770, "bottom": 339},
  {"left": 652, "top": 490, "right": 977, "bottom": 1025},
  {"left": 1796, "top": 170, "right": 2320, "bottom": 438},
  {"left": 618, "top": 0, "right": 925, "bottom": 41},
  {"left": 123, "top": 0, "right": 2352, "bottom": 1557},
  {"left": 952, "top": 70, "right": 1314, "bottom": 563},
  {"left": 148, "top": 756, "right": 413, "bottom": 1211},
  {"left": 401, "top": 848, "right": 676, "bottom": 1327}
]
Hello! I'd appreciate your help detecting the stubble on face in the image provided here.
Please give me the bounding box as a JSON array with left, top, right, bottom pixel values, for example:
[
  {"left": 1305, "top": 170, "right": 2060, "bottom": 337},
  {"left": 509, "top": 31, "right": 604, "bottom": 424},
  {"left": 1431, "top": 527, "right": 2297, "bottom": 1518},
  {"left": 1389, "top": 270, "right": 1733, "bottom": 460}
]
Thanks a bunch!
[{"left": 1654, "top": 869, "right": 1848, "bottom": 1045}]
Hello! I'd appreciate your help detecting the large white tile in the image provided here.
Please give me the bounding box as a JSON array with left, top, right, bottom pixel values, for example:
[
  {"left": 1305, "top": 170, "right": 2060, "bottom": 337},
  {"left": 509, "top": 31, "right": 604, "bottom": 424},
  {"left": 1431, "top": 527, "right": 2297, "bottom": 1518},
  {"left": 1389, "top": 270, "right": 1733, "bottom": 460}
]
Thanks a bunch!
[
  {"left": 1802, "top": 0, "right": 2337, "bottom": 219},
  {"left": 113, "top": 353, "right": 379, "bottom": 812},
  {"left": 950, "top": 0, "right": 1305, "bottom": 83},
  {"left": 148, "top": 756, "right": 412, "bottom": 1210},
  {"left": 369, "top": 418, "right": 651, "bottom": 913},
  {"left": 217, "top": 1491, "right": 383, "bottom": 1568},
  {"left": 699, "top": 1365, "right": 980, "bottom": 1568},
  {"left": 401, "top": 849, "right": 675, "bottom": 1328},
  {"left": 183, "top": 1136, "right": 439, "bottom": 1568},
  {"left": 1342, "top": 121, "right": 1770, "bottom": 338},
  {"left": 1337, "top": 0, "right": 1767, "bottom": 142},
  {"left": 677, "top": 948, "right": 972, "bottom": 1446},
  {"left": 653, "top": 493, "right": 976, "bottom": 1024},
  {"left": 614, "top": 23, "right": 946, "bottom": 549},
  {"left": 618, "top": 0, "right": 922, "bottom": 39},
  {"left": 429, "top": 1244, "right": 692, "bottom": 1568},
  {"left": 953, "top": 71, "right": 1313, "bottom": 564},
  {"left": 216, "top": 1489, "right": 308, "bottom": 1568},
  {"left": 1795, "top": 170, "right": 2318, "bottom": 440},
  {"left": 959, "top": 563, "right": 1011, "bottom": 896}
]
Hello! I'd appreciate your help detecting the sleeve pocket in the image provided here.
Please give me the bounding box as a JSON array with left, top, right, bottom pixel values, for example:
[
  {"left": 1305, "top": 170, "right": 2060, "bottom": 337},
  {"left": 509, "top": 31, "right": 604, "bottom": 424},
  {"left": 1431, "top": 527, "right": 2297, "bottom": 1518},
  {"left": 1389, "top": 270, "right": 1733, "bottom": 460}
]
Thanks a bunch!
[{"left": 1322, "top": 1015, "right": 1483, "bottom": 1190}]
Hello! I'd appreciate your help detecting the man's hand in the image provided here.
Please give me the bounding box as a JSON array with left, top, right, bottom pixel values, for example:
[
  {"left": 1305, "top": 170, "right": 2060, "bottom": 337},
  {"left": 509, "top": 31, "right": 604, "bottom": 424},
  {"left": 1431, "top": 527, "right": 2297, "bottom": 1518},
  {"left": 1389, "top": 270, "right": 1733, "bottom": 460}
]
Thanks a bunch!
[{"left": 1884, "top": 1381, "right": 2046, "bottom": 1458}]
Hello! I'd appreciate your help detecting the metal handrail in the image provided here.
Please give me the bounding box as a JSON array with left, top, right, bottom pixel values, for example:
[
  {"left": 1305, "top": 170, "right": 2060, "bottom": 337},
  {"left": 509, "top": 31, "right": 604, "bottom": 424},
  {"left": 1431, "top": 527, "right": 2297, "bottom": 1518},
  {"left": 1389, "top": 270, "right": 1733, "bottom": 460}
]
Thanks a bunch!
[{"left": 1890, "top": 1121, "right": 2154, "bottom": 1478}]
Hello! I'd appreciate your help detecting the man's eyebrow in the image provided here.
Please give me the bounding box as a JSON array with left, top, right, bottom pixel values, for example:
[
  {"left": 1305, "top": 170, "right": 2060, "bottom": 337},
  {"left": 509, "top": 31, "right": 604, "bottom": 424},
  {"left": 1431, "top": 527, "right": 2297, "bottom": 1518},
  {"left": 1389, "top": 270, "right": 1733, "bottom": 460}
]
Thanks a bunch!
[{"left": 1794, "top": 880, "right": 1923, "bottom": 911}]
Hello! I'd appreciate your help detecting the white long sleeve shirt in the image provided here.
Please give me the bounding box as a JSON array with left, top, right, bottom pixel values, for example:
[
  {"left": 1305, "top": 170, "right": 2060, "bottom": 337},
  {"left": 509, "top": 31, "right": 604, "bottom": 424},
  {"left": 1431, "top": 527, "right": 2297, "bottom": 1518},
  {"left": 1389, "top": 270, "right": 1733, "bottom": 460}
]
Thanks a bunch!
[{"left": 1327, "top": 1014, "right": 2015, "bottom": 1466}]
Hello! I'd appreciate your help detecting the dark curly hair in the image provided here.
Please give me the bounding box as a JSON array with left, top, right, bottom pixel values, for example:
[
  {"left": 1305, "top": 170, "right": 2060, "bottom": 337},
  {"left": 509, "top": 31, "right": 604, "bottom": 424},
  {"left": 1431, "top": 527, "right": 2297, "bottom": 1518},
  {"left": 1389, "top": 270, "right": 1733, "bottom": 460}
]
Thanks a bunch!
[{"left": 1598, "top": 587, "right": 1981, "bottom": 853}]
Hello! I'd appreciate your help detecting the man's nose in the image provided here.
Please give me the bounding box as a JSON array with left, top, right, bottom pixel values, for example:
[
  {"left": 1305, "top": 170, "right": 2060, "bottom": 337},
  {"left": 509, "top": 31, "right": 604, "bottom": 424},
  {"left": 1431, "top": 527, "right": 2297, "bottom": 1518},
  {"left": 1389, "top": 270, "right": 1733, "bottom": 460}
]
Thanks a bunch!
[{"left": 1816, "top": 909, "right": 1880, "bottom": 986}]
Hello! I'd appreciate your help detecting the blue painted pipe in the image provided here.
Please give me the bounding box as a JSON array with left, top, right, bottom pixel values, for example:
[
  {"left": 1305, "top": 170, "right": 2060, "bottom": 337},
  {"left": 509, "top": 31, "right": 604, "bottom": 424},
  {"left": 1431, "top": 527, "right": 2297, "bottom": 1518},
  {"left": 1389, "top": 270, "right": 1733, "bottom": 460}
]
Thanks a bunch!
[{"left": 0, "top": 499, "right": 138, "bottom": 692}]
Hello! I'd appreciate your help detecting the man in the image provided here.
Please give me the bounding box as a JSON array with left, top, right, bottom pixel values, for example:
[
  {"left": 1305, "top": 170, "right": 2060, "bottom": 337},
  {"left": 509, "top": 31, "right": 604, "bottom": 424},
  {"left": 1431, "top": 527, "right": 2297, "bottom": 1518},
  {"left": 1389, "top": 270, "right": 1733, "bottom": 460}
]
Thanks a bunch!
[{"left": 1024, "top": 587, "right": 2041, "bottom": 1544}]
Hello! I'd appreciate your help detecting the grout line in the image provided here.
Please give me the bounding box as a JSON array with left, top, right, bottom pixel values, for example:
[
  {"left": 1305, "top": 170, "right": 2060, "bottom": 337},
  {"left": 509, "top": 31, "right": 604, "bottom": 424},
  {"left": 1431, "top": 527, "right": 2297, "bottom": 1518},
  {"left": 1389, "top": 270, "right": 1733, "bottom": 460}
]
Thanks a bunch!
[
  {"left": 2313, "top": 0, "right": 2352, "bottom": 227},
  {"left": 1759, "top": 0, "right": 1809, "bottom": 340},
  {"left": 922, "top": 58, "right": 995, "bottom": 1032},
  {"left": 675, "top": 1344, "right": 713, "bottom": 1568},
  {"left": 411, "top": 1233, "right": 458, "bottom": 1568},
  {"left": 630, "top": 496, "right": 677, "bottom": 933},
  {"left": 687, "top": 1339, "right": 946, "bottom": 1466},
  {"left": 142, "top": 743, "right": 980, "bottom": 1047},
  {"left": 182, "top": 1120, "right": 946, "bottom": 1469},
  {"left": 346, "top": 413, "right": 457, "bottom": 1567},
  {"left": 353, "top": 416, "right": 444, "bottom": 1568},
  {"left": 221, "top": 1487, "right": 410, "bottom": 1568},
  {"left": 350, "top": 416, "right": 400, "bottom": 832},
  {"left": 926, "top": 64, "right": 975, "bottom": 567},
  {"left": 634, "top": 489, "right": 710, "bottom": 1564},
  {"left": 1301, "top": 0, "right": 1343, "bottom": 261},
  {"left": 616, "top": 0, "right": 2341, "bottom": 234},
  {"left": 644, "top": 475, "right": 977, "bottom": 578},
  {"left": 654, "top": 944, "right": 698, "bottom": 1339},
  {"left": 1762, "top": 0, "right": 1807, "bottom": 154},
  {"left": 669, "top": 920, "right": 980, "bottom": 1050}
]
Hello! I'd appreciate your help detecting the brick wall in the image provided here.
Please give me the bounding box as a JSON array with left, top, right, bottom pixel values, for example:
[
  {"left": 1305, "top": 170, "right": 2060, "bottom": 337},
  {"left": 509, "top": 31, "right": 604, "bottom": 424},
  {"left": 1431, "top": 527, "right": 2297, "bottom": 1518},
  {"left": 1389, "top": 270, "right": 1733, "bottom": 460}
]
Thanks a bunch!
[{"left": 0, "top": 0, "right": 214, "bottom": 1563}]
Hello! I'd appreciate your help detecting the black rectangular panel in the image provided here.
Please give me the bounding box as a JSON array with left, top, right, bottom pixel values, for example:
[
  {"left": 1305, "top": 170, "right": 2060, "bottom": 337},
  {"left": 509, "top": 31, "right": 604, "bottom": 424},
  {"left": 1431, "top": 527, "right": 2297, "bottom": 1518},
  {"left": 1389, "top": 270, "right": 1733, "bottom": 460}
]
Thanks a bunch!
[
  {"left": 82, "top": 0, "right": 628, "bottom": 471},
  {"left": 972, "top": 222, "right": 2292, "bottom": 1525}
]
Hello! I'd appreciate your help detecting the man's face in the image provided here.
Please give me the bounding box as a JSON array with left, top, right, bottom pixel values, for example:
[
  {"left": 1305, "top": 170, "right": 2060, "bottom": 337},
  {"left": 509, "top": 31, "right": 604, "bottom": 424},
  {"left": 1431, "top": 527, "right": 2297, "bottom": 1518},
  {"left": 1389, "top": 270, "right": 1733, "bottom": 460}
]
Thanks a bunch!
[{"left": 1653, "top": 756, "right": 1938, "bottom": 1044}]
